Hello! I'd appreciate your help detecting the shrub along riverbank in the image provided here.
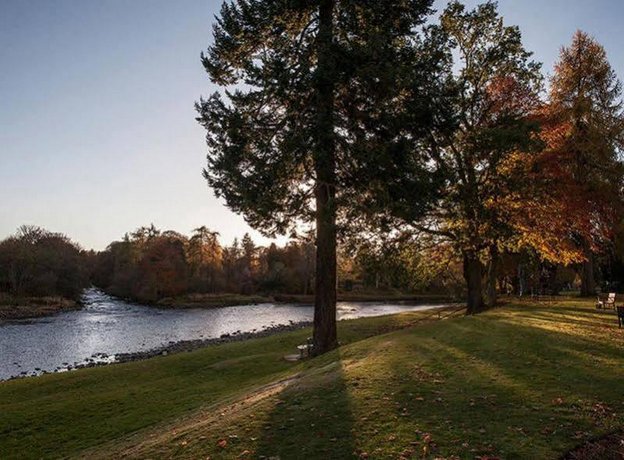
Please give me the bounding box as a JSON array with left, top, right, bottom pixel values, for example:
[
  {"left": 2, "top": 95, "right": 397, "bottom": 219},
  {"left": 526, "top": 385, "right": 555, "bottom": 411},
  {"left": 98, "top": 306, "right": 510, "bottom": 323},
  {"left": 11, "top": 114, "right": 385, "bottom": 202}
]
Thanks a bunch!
[{"left": 1, "top": 299, "right": 623, "bottom": 459}]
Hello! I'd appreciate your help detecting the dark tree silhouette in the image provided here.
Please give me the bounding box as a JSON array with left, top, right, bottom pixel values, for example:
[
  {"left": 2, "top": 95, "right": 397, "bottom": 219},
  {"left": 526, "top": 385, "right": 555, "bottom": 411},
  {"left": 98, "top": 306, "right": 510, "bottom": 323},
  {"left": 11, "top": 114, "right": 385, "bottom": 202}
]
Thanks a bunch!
[{"left": 197, "top": 0, "right": 436, "bottom": 354}]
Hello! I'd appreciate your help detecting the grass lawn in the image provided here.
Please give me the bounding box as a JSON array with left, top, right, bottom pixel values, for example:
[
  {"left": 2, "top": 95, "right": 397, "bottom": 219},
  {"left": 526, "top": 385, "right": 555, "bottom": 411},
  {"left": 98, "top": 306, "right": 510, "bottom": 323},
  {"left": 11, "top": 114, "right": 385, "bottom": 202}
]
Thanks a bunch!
[{"left": 2, "top": 300, "right": 623, "bottom": 459}]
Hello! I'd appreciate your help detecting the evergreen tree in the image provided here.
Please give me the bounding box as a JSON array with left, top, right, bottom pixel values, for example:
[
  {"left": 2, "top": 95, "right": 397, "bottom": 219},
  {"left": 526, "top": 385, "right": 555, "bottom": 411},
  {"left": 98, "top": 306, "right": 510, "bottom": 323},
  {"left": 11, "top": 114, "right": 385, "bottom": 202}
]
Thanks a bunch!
[{"left": 197, "top": 0, "right": 435, "bottom": 354}]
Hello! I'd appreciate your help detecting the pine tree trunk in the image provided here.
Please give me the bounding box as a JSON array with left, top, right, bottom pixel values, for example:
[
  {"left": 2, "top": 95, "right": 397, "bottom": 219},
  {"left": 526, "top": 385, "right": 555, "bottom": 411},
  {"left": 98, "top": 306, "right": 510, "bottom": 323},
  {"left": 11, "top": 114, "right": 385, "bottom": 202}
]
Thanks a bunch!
[
  {"left": 463, "top": 250, "right": 484, "bottom": 315},
  {"left": 486, "top": 245, "right": 498, "bottom": 307},
  {"left": 580, "top": 252, "right": 596, "bottom": 297},
  {"left": 312, "top": 0, "right": 338, "bottom": 356}
]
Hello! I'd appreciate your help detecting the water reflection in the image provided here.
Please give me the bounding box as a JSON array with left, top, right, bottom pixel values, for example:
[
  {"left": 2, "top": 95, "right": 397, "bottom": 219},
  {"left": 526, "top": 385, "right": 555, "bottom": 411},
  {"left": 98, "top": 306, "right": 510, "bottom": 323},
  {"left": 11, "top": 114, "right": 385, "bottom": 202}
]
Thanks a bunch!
[{"left": 0, "top": 288, "right": 444, "bottom": 380}]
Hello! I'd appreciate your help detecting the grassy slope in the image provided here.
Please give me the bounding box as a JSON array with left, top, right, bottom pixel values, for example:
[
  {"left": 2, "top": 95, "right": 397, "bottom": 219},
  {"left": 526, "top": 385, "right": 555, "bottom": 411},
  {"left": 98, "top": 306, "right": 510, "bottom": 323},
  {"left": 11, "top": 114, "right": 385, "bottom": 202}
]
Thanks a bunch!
[
  {"left": 2, "top": 301, "right": 624, "bottom": 459},
  {"left": 0, "top": 308, "right": 447, "bottom": 459}
]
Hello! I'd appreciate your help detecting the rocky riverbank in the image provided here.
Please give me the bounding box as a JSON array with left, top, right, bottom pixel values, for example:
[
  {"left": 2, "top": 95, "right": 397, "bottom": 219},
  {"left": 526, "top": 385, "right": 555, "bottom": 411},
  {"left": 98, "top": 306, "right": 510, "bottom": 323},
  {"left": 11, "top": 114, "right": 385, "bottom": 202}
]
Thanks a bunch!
[
  {"left": 5, "top": 320, "right": 313, "bottom": 380},
  {"left": 114, "top": 320, "right": 313, "bottom": 363}
]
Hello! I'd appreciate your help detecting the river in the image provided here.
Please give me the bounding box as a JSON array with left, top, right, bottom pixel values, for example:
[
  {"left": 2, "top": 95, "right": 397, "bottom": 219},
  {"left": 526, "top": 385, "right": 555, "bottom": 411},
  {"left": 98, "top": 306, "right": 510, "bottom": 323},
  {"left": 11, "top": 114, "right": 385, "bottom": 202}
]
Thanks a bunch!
[{"left": 0, "top": 288, "right": 445, "bottom": 380}]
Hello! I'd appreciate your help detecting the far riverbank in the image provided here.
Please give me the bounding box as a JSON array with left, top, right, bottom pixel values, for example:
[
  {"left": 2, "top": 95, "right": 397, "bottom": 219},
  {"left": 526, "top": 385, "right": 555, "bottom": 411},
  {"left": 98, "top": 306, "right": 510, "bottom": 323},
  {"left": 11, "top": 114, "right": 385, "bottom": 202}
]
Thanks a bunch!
[
  {"left": 0, "top": 290, "right": 456, "bottom": 321},
  {"left": 154, "top": 292, "right": 456, "bottom": 309},
  {"left": 0, "top": 295, "right": 80, "bottom": 320}
]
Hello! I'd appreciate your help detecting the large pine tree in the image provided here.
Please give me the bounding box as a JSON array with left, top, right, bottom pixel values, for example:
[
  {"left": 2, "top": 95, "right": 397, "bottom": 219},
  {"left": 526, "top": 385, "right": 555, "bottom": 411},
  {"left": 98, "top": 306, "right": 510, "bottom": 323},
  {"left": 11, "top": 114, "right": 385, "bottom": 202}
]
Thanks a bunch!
[{"left": 197, "top": 0, "right": 435, "bottom": 354}]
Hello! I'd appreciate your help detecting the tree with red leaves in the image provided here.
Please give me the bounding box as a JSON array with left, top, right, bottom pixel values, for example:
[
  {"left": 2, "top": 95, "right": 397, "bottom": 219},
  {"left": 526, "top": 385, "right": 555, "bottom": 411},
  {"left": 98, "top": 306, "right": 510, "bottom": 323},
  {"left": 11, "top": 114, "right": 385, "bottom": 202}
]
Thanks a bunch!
[{"left": 540, "top": 31, "right": 624, "bottom": 296}]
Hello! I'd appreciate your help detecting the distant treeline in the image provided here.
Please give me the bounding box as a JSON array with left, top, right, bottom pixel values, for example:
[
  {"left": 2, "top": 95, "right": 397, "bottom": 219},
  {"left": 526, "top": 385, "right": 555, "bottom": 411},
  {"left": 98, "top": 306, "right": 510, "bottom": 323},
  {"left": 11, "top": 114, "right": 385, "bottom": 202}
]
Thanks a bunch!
[
  {"left": 91, "top": 225, "right": 317, "bottom": 302},
  {"left": 2, "top": 223, "right": 624, "bottom": 305},
  {"left": 0, "top": 224, "right": 463, "bottom": 304},
  {"left": 89, "top": 225, "right": 467, "bottom": 303}
]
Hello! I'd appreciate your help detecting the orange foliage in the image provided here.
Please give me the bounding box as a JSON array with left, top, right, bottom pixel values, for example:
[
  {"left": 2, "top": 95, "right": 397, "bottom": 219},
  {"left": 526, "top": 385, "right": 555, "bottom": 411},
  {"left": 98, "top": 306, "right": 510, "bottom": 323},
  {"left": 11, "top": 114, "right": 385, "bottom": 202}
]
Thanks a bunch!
[
  {"left": 137, "top": 236, "right": 189, "bottom": 300},
  {"left": 498, "top": 103, "right": 618, "bottom": 265}
]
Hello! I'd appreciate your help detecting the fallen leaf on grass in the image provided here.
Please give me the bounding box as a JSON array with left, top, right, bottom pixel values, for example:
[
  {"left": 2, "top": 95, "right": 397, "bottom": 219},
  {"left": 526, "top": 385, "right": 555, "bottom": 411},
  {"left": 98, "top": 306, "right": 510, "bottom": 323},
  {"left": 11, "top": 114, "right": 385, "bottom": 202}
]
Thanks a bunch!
[
  {"left": 572, "top": 431, "right": 589, "bottom": 439},
  {"left": 422, "top": 433, "right": 433, "bottom": 456}
]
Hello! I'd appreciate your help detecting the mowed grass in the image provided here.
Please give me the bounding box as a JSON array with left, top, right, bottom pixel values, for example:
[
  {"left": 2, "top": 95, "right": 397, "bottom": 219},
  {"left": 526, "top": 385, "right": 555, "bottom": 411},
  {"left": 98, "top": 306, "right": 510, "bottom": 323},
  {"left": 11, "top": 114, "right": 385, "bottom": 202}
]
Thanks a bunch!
[
  {"left": 2, "top": 301, "right": 624, "bottom": 459},
  {"left": 0, "top": 308, "right": 447, "bottom": 459}
]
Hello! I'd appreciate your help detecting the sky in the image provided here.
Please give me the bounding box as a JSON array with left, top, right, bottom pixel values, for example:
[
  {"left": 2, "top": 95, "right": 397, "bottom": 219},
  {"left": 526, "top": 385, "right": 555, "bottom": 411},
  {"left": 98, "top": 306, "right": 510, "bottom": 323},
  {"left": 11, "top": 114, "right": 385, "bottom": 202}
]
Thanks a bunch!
[{"left": 1, "top": 0, "right": 623, "bottom": 251}]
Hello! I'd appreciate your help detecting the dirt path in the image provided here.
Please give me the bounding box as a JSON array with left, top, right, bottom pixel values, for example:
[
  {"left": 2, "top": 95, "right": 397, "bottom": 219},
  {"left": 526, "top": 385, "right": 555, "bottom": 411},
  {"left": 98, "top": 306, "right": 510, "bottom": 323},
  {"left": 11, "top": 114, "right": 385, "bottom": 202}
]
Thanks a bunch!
[{"left": 81, "top": 375, "right": 300, "bottom": 459}]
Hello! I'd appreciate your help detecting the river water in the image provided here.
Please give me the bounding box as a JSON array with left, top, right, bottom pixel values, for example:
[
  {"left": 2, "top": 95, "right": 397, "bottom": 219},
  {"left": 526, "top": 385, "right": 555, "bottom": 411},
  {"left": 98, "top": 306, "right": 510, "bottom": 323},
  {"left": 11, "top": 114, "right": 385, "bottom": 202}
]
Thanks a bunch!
[{"left": 0, "top": 288, "right": 444, "bottom": 380}]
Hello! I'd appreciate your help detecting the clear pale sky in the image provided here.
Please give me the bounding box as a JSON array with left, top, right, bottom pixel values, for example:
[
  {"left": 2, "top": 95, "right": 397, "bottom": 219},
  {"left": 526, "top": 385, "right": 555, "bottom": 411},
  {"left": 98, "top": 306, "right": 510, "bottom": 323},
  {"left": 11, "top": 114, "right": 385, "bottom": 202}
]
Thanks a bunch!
[{"left": 1, "top": 0, "right": 623, "bottom": 250}]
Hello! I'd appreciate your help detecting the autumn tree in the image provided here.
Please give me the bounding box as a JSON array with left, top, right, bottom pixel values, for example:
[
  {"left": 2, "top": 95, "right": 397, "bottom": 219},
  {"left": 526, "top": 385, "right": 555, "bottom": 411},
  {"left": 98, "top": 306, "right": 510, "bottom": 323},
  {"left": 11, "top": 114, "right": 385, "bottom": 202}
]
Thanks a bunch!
[
  {"left": 0, "top": 226, "right": 88, "bottom": 300},
  {"left": 367, "top": 1, "right": 543, "bottom": 313},
  {"left": 543, "top": 31, "right": 624, "bottom": 296},
  {"left": 197, "top": 0, "right": 437, "bottom": 354},
  {"left": 260, "top": 239, "right": 315, "bottom": 294},
  {"left": 136, "top": 233, "right": 189, "bottom": 301}
]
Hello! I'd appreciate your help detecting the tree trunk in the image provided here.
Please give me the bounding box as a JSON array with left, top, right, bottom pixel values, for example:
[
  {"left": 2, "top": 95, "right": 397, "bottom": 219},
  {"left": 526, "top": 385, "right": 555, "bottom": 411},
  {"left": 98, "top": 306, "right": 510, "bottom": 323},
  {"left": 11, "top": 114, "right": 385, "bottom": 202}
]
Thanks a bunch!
[
  {"left": 486, "top": 245, "right": 498, "bottom": 307},
  {"left": 580, "top": 252, "right": 596, "bottom": 297},
  {"left": 312, "top": 0, "right": 338, "bottom": 356},
  {"left": 463, "top": 250, "right": 484, "bottom": 315},
  {"left": 518, "top": 263, "right": 526, "bottom": 296}
]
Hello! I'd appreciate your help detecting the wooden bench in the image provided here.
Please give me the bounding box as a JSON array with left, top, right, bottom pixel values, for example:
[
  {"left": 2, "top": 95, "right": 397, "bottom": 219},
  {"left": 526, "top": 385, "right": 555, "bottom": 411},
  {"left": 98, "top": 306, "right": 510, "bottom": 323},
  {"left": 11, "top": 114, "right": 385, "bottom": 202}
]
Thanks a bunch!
[
  {"left": 297, "top": 337, "right": 314, "bottom": 359},
  {"left": 617, "top": 306, "right": 624, "bottom": 328},
  {"left": 596, "top": 292, "right": 616, "bottom": 310}
]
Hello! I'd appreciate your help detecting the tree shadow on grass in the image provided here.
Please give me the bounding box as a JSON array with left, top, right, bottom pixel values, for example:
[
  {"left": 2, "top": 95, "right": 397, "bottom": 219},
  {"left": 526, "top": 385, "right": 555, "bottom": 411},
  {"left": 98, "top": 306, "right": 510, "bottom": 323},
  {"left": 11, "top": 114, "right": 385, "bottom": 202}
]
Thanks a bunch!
[
  {"left": 504, "top": 306, "right": 620, "bottom": 329},
  {"left": 378, "top": 313, "right": 624, "bottom": 458},
  {"left": 256, "top": 350, "right": 359, "bottom": 459}
]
